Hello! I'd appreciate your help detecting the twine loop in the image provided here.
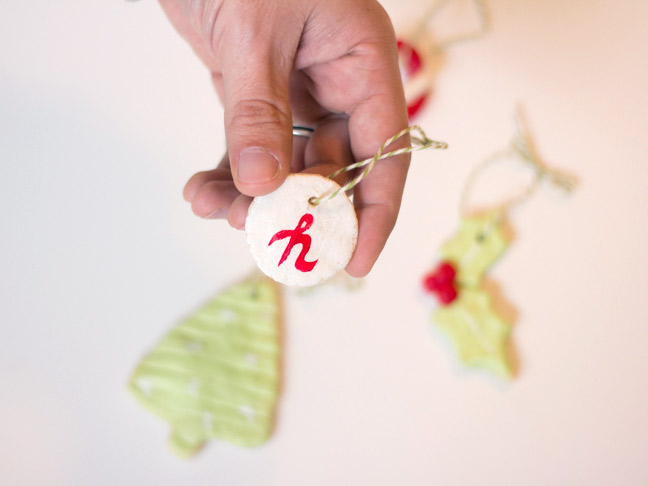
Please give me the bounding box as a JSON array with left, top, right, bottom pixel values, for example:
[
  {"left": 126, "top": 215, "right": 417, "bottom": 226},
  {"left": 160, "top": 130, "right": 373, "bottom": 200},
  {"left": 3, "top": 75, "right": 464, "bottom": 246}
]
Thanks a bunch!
[
  {"left": 309, "top": 125, "right": 448, "bottom": 206},
  {"left": 411, "top": 0, "right": 489, "bottom": 53},
  {"left": 459, "top": 108, "right": 576, "bottom": 217}
]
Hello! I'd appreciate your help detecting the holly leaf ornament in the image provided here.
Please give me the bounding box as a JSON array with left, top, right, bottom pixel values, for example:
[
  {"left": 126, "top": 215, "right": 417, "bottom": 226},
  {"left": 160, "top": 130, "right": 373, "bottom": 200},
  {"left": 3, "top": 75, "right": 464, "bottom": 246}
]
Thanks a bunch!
[
  {"left": 440, "top": 210, "right": 508, "bottom": 287},
  {"left": 425, "top": 211, "right": 514, "bottom": 378},
  {"left": 129, "top": 276, "right": 281, "bottom": 457},
  {"left": 434, "top": 289, "right": 512, "bottom": 378}
]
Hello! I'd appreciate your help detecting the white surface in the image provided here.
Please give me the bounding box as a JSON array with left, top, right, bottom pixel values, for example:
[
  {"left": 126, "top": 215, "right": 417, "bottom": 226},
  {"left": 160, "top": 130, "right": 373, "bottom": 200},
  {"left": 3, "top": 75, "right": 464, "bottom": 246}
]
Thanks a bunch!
[{"left": 1, "top": 1, "right": 647, "bottom": 485}]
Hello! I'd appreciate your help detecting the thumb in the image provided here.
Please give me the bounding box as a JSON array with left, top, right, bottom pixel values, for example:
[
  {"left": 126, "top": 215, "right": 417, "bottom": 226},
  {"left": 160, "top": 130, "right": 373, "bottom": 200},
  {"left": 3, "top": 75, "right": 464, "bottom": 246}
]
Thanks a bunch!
[{"left": 220, "top": 19, "right": 298, "bottom": 197}]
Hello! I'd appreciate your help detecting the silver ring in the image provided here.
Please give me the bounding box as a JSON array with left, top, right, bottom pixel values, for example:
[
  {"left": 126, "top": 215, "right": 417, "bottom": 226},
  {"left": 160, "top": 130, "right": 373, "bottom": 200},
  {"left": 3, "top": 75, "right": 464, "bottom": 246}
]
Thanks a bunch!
[{"left": 292, "top": 126, "right": 314, "bottom": 138}]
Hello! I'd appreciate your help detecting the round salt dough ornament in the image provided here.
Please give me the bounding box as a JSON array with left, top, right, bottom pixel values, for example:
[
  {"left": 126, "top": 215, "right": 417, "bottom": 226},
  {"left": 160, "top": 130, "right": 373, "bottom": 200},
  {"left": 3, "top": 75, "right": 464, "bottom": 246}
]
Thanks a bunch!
[{"left": 246, "top": 174, "right": 358, "bottom": 287}]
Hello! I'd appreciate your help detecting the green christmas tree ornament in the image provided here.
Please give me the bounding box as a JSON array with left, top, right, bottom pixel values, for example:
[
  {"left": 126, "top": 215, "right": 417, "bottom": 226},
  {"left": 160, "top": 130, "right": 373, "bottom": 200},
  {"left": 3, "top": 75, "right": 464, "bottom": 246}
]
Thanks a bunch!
[{"left": 129, "top": 276, "right": 281, "bottom": 457}]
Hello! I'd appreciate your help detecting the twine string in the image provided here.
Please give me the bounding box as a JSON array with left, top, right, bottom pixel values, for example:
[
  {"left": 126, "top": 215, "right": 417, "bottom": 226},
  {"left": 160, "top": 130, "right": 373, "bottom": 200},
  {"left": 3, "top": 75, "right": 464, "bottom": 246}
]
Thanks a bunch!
[
  {"left": 412, "top": 0, "right": 490, "bottom": 52},
  {"left": 309, "top": 125, "right": 448, "bottom": 206},
  {"left": 459, "top": 107, "right": 576, "bottom": 218}
]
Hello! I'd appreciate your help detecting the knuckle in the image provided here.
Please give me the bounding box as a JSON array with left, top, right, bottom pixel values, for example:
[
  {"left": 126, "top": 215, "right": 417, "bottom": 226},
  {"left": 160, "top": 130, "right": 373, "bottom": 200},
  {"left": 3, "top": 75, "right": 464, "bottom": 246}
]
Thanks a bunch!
[
  {"left": 381, "top": 201, "right": 400, "bottom": 228},
  {"left": 210, "top": 3, "right": 272, "bottom": 58},
  {"left": 354, "top": 41, "right": 392, "bottom": 72},
  {"left": 373, "top": 198, "right": 401, "bottom": 228},
  {"left": 227, "top": 98, "right": 290, "bottom": 131},
  {"left": 182, "top": 0, "right": 221, "bottom": 38}
]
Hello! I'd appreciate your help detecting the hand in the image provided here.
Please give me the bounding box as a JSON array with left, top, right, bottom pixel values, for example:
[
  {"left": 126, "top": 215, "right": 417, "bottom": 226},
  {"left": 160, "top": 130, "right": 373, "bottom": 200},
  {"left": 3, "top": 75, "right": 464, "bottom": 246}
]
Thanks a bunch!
[{"left": 160, "top": 0, "right": 410, "bottom": 277}]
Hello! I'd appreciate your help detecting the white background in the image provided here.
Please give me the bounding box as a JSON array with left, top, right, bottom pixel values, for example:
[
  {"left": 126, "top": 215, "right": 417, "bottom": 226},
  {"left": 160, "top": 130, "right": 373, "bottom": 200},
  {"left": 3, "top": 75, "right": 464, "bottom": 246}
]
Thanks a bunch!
[{"left": 1, "top": 1, "right": 647, "bottom": 484}]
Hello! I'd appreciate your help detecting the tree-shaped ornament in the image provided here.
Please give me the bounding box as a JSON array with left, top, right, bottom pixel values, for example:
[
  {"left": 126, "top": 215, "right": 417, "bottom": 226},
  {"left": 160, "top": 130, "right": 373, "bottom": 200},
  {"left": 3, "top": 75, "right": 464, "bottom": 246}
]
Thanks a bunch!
[{"left": 129, "top": 275, "right": 281, "bottom": 457}]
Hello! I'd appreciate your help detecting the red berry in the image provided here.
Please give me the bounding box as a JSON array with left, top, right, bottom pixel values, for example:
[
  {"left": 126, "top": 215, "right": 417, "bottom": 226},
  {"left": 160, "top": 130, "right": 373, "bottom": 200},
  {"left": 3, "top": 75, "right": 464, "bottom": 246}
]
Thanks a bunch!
[
  {"left": 435, "top": 261, "right": 456, "bottom": 285},
  {"left": 437, "top": 284, "right": 458, "bottom": 305},
  {"left": 423, "top": 261, "right": 459, "bottom": 303},
  {"left": 423, "top": 273, "right": 442, "bottom": 293}
]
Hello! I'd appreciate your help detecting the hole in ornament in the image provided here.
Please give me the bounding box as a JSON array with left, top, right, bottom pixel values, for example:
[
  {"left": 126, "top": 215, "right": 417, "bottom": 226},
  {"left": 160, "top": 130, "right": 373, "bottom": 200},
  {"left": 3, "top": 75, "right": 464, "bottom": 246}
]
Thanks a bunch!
[{"left": 308, "top": 196, "right": 318, "bottom": 206}]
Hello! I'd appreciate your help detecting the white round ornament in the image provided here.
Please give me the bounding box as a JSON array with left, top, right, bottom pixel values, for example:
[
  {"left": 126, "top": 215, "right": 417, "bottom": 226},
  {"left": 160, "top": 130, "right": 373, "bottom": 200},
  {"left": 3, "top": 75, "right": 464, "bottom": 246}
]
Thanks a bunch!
[{"left": 246, "top": 174, "right": 358, "bottom": 287}]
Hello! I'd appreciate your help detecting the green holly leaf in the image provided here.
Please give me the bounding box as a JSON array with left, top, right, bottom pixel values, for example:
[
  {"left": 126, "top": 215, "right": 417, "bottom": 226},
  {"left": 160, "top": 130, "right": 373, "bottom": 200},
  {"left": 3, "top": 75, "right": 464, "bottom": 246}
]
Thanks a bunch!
[
  {"left": 433, "top": 289, "right": 513, "bottom": 379},
  {"left": 440, "top": 211, "right": 509, "bottom": 287},
  {"left": 129, "top": 276, "right": 280, "bottom": 457}
]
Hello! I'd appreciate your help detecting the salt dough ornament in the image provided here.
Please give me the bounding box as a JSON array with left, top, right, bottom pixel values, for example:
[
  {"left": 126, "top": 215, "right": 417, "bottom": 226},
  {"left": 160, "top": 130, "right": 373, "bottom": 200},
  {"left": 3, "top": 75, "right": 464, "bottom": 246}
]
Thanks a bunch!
[
  {"left": 439, "top": 211, "right": 509, "bottom": 288},
  {"left": 422, "top": 110, "right": 575, "bottom": 379},
  {"left": 435, "top": 289, "right": 512, "bottom": 378},
  {"left": 129, "top": 276, "right": 280, "bottom": 457},
  {"left": 423, "top": 211, "right": 513, "bottom": 378},
  {"left": 247, "top": 126, "right": 448, "bottom": 287},
  {"left": 397, "top": 0, "right": 489, "bottom": 120},
  {"left": 397, "top": 40, "right": 431, "bottom": 120},
  {"left": 246, "top": 173, "right": 358, "bottom": 287}
]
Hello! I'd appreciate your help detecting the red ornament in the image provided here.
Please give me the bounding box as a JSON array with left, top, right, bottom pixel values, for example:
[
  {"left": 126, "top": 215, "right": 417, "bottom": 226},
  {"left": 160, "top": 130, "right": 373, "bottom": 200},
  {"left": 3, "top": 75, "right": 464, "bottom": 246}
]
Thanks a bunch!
[
  {"left": 397, "top": 39, "right": 431, "bottom": 120},
  {"left": 406, "top": 95, "right": 428, "bottom": 120},
  {"left": 422, "top": 260, "right": 459, "bottom": 305}
]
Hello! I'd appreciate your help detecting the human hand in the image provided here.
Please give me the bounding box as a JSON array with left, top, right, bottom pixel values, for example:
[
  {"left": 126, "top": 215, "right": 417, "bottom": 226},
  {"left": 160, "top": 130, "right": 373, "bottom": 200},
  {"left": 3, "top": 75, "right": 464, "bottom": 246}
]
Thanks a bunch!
[{"left": 160, "top": 0, "right": 410, "bottom": 277}]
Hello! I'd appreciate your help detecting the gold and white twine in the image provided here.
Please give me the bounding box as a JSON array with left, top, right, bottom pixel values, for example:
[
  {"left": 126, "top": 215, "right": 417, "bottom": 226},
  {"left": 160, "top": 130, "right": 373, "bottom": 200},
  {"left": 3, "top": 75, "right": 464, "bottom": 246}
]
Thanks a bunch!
[
  {"left": 309, "top": 125, "right": 448, "bottom": 205},
  {"left": 459, "top": 108, "right": 576, "bottom": 217}
]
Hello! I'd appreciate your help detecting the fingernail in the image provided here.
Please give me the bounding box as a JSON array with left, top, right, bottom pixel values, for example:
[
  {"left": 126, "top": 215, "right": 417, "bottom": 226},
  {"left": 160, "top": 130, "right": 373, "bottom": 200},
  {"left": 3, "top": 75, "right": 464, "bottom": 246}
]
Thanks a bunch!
[
  {"left": 237, "top": 148, "right": 280, "bottom": 184},
  {"left": 205, "top": 208, "right": 228, "bottom": 219}
]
